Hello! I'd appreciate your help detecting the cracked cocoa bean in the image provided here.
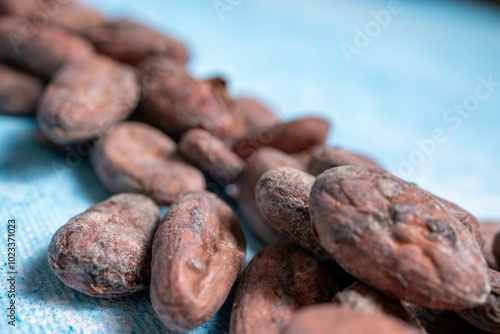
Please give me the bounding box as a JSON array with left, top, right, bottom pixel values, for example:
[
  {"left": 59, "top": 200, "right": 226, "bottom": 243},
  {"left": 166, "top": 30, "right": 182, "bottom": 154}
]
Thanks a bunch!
[
  {"left": 150, "top": 191, "right": 245, "bottom": 332},
  {"left": 236, "top": 147, "right": 304, "bottom": 245},
  {"left": 38, "top": 55, "right": 139, "bottom": 144},
  {"left": 281, "top": 305, "right": 421, "bottom": 334},
  {"left": 0, "top": 16, "right": 94, "bottom": 78},
  {"left": 92, "top": 121, "right": 206, "bottom": 205},
  {"left": 255, "top": 167, "right": 327, "bottom": 256},
  {"left": 138, "top": 57, "right": 233, "bottom": 140},
  {"left": 47, "top": 193, "right": 160, "bottom": 297},
  {"left": 307, "top": 146, "right": 380, "bottom": 176},
  {"left": 0, "top": 63, "right": 43, "bottom": 115},
  {"left": 233, "top": 117, "right": 330, "bottom": 159},
  {"left": 310, "top": 166, "right": 490, "bottom": 310},
  {"left": 87, "top": 19, "right": 188, "bottom": 66},
  {"left": 332, "top": 282, "right": 424, "bottom": 331},
  {"left": 230, "top": 243, "right": 338, "bottom": 334},
  {"left": 457, "top": 268, "right": 500, "bottom": 333}
]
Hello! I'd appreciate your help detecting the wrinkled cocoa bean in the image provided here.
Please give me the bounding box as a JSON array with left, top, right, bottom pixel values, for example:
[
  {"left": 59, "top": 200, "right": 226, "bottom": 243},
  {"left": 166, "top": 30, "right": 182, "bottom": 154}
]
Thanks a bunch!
[
  {"left": 255, "top": 167, "right": 327, "bottom": 256},
  {"left": 92, "top": 121, "right": 206, "bottom": 205},
  {"left": 307, "top": 146, "right": 380, "bottom": 176},
  {"left": 47, "top": 193, "right": 159, "bottom": 297},
  {"left": 38, "top": 55, "right": 139, "bottom": 144},
  {"left": 138, "top": 57, "right": 233, "bottom": 140},
  {"left": 179, "top": 128, "right": 246, "bottom": 186},
  {"left": 87, "top": 19, "right": 188, "bottom": 66},
  {"left": 481, "top": 222, "right": 500, "bottom": 269},
  {"left": 281, "top": 305, "right": 421, "bottom": 334},
  {"left": 310, "top": 166, "right": 490, "bottom": 310},
  {"left": 230, "top": 243, "right": 338, "bottom": 334},
  {"left": 236, "top": 147, "right": 304, "bottom": 245},
  {"left": 457, "top": 268, "right": 500, "bottom": 333},
  {"left": 233, "top": 117, "right": 330, "bottom": 159},
  {"left": 150, "top": 191, "right": 245, "bottom": 332},
  {"left": 0, "top": 16, "right": 94, "bottom": 78},
  {"left": 0, "top": 63, "right": 43, "bottom": 115},
  {"left": 332, "top": 282, "right": 424, "bottom": 331}
]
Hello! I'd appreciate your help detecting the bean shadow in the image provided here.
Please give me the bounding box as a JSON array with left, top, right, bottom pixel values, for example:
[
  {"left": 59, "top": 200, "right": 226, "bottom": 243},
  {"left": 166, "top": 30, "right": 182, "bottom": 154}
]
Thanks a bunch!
[
  {"left": 1, "top": 121, "right": 109, "bottom": 204},
  {"left": 21, "top": 252, "right": 167, "bottom": 334}
]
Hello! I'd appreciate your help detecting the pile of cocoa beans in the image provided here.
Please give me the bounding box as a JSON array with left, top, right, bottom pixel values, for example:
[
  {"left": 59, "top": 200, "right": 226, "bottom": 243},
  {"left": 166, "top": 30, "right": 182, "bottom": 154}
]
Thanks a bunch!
[{"left": 1, "top": 1, "right": 498, "bottom": 333}]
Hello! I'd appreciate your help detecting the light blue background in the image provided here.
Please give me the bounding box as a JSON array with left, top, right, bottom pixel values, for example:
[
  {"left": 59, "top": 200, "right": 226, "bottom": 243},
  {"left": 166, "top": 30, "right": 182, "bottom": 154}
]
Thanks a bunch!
[{"left": 1, "top": 0, "right": 499, "bottom": 333}]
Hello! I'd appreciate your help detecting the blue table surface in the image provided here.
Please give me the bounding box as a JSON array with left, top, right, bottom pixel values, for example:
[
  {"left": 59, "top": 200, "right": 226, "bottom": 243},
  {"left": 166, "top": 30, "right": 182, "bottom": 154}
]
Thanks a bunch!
[{"left": 1, "top": 0, "right": 499, "bottom": 333}]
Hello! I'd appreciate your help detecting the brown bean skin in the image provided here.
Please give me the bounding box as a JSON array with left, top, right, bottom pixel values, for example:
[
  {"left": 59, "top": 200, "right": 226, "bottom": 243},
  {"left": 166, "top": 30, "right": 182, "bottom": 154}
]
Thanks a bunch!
[
  {"left": 236, "top": 147, "right": 304, "bottom": 245},
  {"left": 255, "top": 167, "right": 327, "bottom": 257},
  {"left": 0, "top": 0, "right": 39, "bottom": 16},
  {"left": 230, "top": 97, "right": 278, "bottom": 142},
  {"left": 0, "top": 16, "right": 94, "bottom": 78},
  {"left": 435, "top": 196, "right": 483, "bottom": 248},
  {"left": 310, "top": 166, "right": 490, "bottom": 310},
  {"left": 37, "top": 55, "right": 139, "bottom": 144},
  {"left": 87, "top": 19, "right": 188, "bottom": 66},
  {"left": 332, "top": 282, "right": 424, "bottom": 331},
  {"left": 230, "top": 243, "right": 338, "bottom": 334},
  {"left": 0, "top": 63, "right": 43, "bottom": 115},
  {"left": 233, "top": 117, "right": 330, "bottom": 159},
  {"left": 179, "top": 128, "right": 246, "bottom": 186},
  {"left": 92, "top": 121, "right": 206, "bottom": 205},
  {"left": 457, "top": 268, "right": 500, "bottom": 333},
  {"left": 47, "top": 193, "right": 160, "bottom": 298},
  {"left": 481, "top": 222, "right": 500, "bottom": 269},
  {"left": 307, "top": 146, "right": 381, "bottom": 176},
  {"left": 44, "top": 0, "right": 106, "bottom": 35},
  {"left": 281, "top": 305, "right": 421, "bottom": 334},
  {"left": 138, "top": 57, "right": 233, "bottom": 140},
  {"left": 150, "top": 191, "right": 245, "bottom": 332}
]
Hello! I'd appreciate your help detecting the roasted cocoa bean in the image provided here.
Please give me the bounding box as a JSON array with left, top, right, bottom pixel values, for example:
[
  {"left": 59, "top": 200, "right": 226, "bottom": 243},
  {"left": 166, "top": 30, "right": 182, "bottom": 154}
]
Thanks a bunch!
[
  {"left": 230, "top": 243, "right": 338, "bottom": 334},
  {"left": 307, "top": 146, "right": 380, "bottom": 176},
  {"left": 236, "top": 147, "right": 304, "bottom": 245},
  {"left": 150, "top": 191, "right": 245, "bottom": 332},
  {"left": 47, "top": 193, "right": 159, "bottom": 297},
  {"left": 310, "top": 166, "right": 490, "bottom": 310},
  {"left": 87, "top": 19, "right": 188, "bottom": 66},
  {"left": 0, "top": 16, "right": 94, "bottom": 78},
  {"left": 281, "top": 305, "right": 421, "bottom": 334},
  {"left": 179, "top": 128, "right": 246, "bottom": 186},
  {"left": 38, "top": 55, "right": 139, "bottom": 144},
  {"left": 92, "top": 121, "right": 206, "bottom": 205},
  {"left": 138, "top": 57, "right": 233, "bottom": 140},
  {"left": 230, "top": 96, "right": 278, "bottom": 142},
  {"left": 233, "top": 117, "right": 330, "bottom": 159},
  {"left": 255, "top": 167, "right": 327, "bottom": 256},
  {"left": 0, "top": 62, "right": 43, "bottom": 115}
]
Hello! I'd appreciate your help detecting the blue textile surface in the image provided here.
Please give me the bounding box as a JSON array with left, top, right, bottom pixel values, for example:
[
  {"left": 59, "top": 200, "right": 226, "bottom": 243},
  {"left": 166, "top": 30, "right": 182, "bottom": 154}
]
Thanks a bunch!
[{"left": 1, "top": 0, "right": 499, "bottom": 333}]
